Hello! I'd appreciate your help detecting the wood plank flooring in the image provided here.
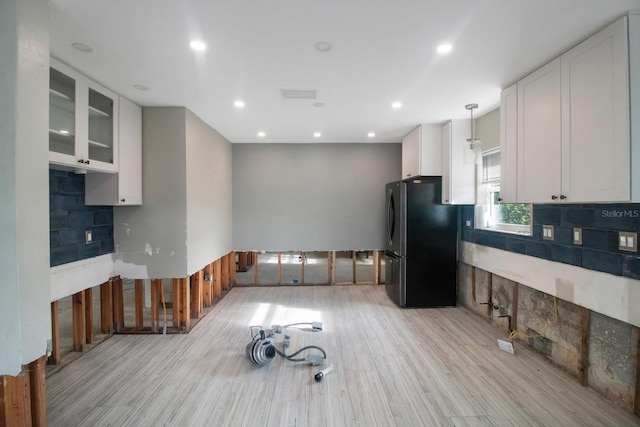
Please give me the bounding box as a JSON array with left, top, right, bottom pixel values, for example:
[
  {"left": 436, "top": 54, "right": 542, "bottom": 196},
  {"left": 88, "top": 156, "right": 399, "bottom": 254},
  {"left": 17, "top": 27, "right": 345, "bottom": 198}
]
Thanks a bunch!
[{"left": 46, "top": 285, "right": 640, "bottom": 426}]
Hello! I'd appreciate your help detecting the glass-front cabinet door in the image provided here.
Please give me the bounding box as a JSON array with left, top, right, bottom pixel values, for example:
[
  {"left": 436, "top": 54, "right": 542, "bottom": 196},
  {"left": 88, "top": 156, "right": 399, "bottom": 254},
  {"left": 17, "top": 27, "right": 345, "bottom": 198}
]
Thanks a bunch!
[
  {"left": 49, "top": 67, "right": 76, "bottom": 157},
  {"left": 49, "top": 58, "right": 118, "bottom": 173}
]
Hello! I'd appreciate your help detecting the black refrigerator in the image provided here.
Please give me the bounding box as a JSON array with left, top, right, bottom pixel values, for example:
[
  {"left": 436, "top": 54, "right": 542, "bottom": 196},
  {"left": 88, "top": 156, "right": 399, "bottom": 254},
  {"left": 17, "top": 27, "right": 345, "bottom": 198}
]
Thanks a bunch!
[{"left": 385, "top": 177, "right": 457, "bottom": 308}]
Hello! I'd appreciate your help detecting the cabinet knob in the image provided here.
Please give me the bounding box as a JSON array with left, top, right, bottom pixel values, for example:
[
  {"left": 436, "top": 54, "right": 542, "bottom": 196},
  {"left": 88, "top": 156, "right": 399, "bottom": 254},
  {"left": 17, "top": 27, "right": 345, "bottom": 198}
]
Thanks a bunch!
[
  {"left": 78, "top": 159, "right": 84, "bottom": 164},
  {"left": 85, "top": 160, "right": 90, "bottom": 164},
  {"left": 551, "top": 195, "right": 558, "bottom": 200},
  {"left": 560, "top": 195, "right": 567, "bottom": 200},
  {"left": 498, "top": 197, "right": 503, "bottom": 202},
  {"left": 120, "top": 198, "right": 125, "bottom": 202}
]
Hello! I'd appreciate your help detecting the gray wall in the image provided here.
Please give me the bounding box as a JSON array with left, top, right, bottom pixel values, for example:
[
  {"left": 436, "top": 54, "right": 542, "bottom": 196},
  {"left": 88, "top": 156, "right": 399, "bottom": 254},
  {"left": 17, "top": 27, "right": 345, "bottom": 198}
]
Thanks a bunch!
[
  {"left": 476, "top": 107, "right": 500, "bottom": 151},
  {"left": 0, "top": 0, "right": 51, "bottom": 375},
  {"left": 232, "top": 143, "right": 401, "bottom": 251},
  {"left": 115, "top": 107, "right": 233, "bottom": 279}
]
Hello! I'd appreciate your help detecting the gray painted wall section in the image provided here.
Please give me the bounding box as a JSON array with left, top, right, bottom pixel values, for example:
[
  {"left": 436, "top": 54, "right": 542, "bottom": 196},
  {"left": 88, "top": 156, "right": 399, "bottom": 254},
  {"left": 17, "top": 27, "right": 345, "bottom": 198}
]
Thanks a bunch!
[
  {"left": 185, "top": 109, "right": 233, "bottom": 273},
  {"left": 232, "top": 143, "right": 401, "bottom": 251},
  {"left": 0, "top": 0, "right": 51, "bottom": 375},
  {"left": 476, "top": 107, "right": 500, "bottom": 152},
  {"left": 115, "top": 107, "right": 233, "bottom": 279}
]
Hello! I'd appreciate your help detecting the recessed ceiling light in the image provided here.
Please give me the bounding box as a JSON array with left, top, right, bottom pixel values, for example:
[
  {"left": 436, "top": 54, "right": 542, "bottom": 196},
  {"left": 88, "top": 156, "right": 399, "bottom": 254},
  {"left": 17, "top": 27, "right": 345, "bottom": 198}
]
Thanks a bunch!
[
  {"left": 313, "top": 132, "right": 322, "bottom": 138},
  {"left": 190, "top": 40, "right": 206, "bottom": 51},
  {"left": 234, "top": 100, "right": 245, "bottom": 108},
  {"left": 437, "top": 43, "right": 453, "bottom": 54},
  {"left": 314, "top": 102, "right": 325, "bottom": 108},
  {"left": 133, "top": 84, "right": 149, "bottom": 91},
  {"left": 368, "top": 132, "right": 375, "bottom": 138},
  {"left": 392, "top": 102, "right": 402, "bottom": 109},
  {"left": 314, "top": 41, "right": 332, "bottom": 52},
  {"left": 71, "top": 42, "right": 93, "bottom": 53},
  {"left": 257, "top": 131, "right": 266, "bottom": 138}
]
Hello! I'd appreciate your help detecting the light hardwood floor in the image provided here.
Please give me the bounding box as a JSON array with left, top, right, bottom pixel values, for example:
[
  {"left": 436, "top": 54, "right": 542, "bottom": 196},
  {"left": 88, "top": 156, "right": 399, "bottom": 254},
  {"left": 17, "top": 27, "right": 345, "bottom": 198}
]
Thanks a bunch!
[{"left": 46, "top": 285, "right": 640, "bottom": 426}]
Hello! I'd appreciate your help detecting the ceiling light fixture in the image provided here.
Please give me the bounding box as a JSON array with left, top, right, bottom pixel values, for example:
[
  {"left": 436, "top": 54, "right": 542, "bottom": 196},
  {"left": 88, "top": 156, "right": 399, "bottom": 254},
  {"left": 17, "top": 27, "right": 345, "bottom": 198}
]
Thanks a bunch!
[
  {"left": 392, "top": 102, "right": 402, "bottom": 109},
  {"left": 314, "top": 102, "right": 325, "bottom": 108},
  {"left": 234, "top": 100, "right": 245, "bottom": 108},
  {"left": 133, "top": 84, "right": 149, "bottom": 91},
  {"left": 257, "top": 131, "right": 266, "bottom": 138},
  {"left": 71, "top": 42, "right": 93, "bottom": 53},
  {"left": 367, "top": 132, "right": 375, "bottom": 138},
  {"left": 314, "top": 41, "right": 333, "bottom": 52},
  {"left": 190, "top": 40, "right": 206, "bottom": 51},
  {"left": 437, "top": 43, "right": 453, "bottom": 54},
  {"left": 313, "top": 132, "right": 322, "bottom": 138}
]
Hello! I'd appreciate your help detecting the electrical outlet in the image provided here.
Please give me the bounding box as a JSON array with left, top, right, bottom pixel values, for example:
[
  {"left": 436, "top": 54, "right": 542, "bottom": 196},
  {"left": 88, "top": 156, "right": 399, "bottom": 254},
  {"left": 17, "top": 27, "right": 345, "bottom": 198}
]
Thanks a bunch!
[
  {"left": 619, "top": 231, "right": 638, "bottom": 252},
  {"left": 542, "top": 225, "right": 554, "bottom": 241},
  {"left": 497, "top": 338, "right": 515, "bottom": 354},
  {"left": 85, "top": 230, "right": 92, "bottom": 244},
  {"left": 465, "top": 219, "right": 472, "bottom": 228},
  {"left": 573, "top": 228, "right": 582, "bottom": 245}
]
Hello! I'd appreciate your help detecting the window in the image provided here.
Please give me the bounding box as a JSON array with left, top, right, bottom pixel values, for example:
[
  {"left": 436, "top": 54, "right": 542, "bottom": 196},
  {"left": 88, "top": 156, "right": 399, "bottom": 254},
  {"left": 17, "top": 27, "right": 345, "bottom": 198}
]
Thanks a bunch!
[{"left": 475, "top": 148, "right": 532, "bottom": 235}]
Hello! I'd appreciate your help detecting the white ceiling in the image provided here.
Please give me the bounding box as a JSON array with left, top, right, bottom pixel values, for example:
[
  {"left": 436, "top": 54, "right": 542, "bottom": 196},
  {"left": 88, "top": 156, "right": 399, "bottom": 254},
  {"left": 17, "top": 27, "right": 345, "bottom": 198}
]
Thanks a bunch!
[{"left": 49, "top": 0, "right": 639, "bottom": 144}]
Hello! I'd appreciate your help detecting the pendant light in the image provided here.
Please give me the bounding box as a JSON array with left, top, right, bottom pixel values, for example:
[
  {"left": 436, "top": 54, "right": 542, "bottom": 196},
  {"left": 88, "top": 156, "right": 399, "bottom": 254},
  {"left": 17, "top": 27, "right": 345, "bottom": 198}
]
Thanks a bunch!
[{"left": 464, "top": 103, "right": 481, "bottom": 164}]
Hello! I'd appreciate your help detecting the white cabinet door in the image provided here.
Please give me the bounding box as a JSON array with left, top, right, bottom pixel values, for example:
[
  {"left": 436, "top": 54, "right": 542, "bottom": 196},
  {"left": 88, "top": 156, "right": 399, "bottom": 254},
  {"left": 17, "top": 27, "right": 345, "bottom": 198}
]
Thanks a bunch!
[
  {"left": 499, "top": 83, "right": 518, "bottom": 203},
  {"left": 442, "top": 119, "right": 475, "bottom": 204},
  {"left": 561, "top": 16, "right": 629, "bottom": 202},
  {"left": 86, "top": 97, "right": 142, "bottom": 205},
  {"left": 49, "top": 58, "right": 118, "bottom": 173},
  {"left": 517, "top": 57, "right": 562, "bottom": 203},
  {"left": 402, "top": 126, "right": 420, "bottom": 179}
]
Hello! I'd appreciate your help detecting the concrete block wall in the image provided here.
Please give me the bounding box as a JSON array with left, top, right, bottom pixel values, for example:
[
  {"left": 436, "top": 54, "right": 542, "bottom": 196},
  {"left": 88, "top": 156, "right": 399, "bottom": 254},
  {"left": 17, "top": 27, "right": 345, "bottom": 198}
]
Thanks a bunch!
[
  {"left": 458, "top": 262, "right": 639, "bottom": 411},
  {"left": 49, "top": 169, "right": 114, "bottom": 266}
]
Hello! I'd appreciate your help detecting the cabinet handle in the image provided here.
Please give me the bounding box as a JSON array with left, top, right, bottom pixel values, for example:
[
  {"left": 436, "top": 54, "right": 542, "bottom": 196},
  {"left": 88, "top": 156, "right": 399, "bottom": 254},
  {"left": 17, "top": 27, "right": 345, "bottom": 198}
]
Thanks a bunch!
[
  {"left": 551, "top": 195, "right": 558, "bottom": 200},
  {"left": 78, "top": 159, "right": 84, "bottom": 164},
  {"left": 85, "top": 160, "right": 90, "bottom": 164},
  {"left": 406, "top": 173, "right": 411, "bottom": 177},
  {"left": 498, "top": 197, "right": 503, "bottom": 202},
  {"left": 120, "top": 198, "right": 125, "bottom": 202},
  {"left": 560, "top": 195, "right": 567, "bottom": 200}
]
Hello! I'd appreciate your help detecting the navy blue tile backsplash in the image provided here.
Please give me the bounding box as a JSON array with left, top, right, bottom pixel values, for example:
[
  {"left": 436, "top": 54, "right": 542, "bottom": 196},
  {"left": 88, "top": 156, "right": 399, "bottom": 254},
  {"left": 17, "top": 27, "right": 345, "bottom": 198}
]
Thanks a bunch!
[
  {"left": 461, "top": 204, "right": 640, "bottom": 279},
  {"left": 49, "top": 169, "right": 114, "bottom": 266}
]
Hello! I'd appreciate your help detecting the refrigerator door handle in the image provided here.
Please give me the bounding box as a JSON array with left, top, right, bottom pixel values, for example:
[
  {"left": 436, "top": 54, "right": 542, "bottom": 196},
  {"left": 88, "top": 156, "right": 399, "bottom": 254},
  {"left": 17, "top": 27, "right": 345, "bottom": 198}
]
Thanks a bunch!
[{"left": 386, "top": 188, "right": 395, "bottom": 247}]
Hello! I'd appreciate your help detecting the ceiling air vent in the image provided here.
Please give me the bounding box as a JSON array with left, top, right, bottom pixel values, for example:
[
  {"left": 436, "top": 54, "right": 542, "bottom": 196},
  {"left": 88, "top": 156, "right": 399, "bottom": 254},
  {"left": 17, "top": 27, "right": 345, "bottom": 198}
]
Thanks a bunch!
[{"left": 280, "top": 89, "right": 317, "bottom": 99}]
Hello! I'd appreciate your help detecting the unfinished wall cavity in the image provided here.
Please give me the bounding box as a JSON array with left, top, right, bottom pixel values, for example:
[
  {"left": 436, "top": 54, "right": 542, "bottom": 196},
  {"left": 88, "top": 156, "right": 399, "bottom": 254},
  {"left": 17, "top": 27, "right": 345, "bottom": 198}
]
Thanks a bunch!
[{"left": 458, "top": 262, "right": 640, "bottom": 412}]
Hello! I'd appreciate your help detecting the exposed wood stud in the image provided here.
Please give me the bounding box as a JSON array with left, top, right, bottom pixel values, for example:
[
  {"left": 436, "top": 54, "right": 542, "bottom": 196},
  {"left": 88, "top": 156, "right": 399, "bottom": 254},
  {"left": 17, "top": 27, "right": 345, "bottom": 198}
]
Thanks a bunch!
[
  {"left": 28, "top": 356, "right": 46, "bottom": 427},
  {"left": 191, "top": 270, "right": 202, "bottom": 319},
  {"left": 512, "top": 281, "right": 519, "bottom": 333},
  {"left": 135, "top": 279, "right": 144, "bottom": 330},
  {"left": 581, "top": 307, "right": 590, "bottom": 387},
  {"left": 301, "top": 252, "right": 305, "bottom": 284},
  {"left": 635, "top": 334, "right": 640, "bottom": 415},
  {"left": 100, "top": 280, "right": 113, "bottom": 334},
  {"left": 203, "top": 264, "right": 213, "bottom": 307},
  {"left": 277, "top": 252, "right": 282, "bottom": 284},
  {"left": 238, "top": 252, "right": 248, "bottom": 272},
  {"left": 221, "top": 255, "right": 229, "bottom": 290},
  {"left": 373, "top": 250, "right": 380, "bottom": 284},
  {"left": 49, "top": 300, "right": 60, "bottom": 365},
  {"left": 471, "top": 265, "right": 477, "bottom": 305},
  {"left": 0, "top": 370, "right": 29, "bottom": 427},
  {"left": 72, "top": 290, "right": 86, "bottom": 352},
  {"left": 352, "top": 251, "right": 356, "bottom": 283},
  {"left": 181, "top": 277, "right": 191, "bottom": 329},
  {"left": 213, "top": 259, "right": 222, "bottom": 298},
  {"left": 112, "top": 277, "right": 125, "bottom": 332},
  {"left": 228, "top": 252, "right": 236, "bottom": 286},
  {"left": 378, "top": 250, "right": 384, "bottom": 284},
  {"left": 328, "top": 251, "right": 336, "bottom": 285},
  {"left": 487, "top": 271, "right": 493, "bottom": 318},
  {"left": 253, "top": 251, "right": 259, "bottom": 285},
  {"left": 151, "top": 279, "right": 161, "bottom": 332},
  {"left": 85, "top": 287, "right": 94, "bottom": 344},
  {"left": 172, "top": 278, "right": 181, "bottom": 328}
]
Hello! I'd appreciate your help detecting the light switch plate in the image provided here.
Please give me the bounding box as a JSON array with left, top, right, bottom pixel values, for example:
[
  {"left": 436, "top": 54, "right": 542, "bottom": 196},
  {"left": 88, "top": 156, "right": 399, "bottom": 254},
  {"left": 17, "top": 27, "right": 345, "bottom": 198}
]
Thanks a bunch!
[
  {"left": 85, "top": 230, "right": 92, "bottom": 244},
  {"left": 573, "top": 228, "right": 582, "bottom": 245},
  {"left": 619, "top": 231, "right": 637, "bottom": 252},
  {"left": 543, "top": 225, "right": 554, "bottom": 241}
]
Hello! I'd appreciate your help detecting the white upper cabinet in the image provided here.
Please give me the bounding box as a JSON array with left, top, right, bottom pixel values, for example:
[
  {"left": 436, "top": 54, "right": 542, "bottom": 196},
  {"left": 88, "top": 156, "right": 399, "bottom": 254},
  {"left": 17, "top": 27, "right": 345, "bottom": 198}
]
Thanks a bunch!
[
  {"left": 503, "top": 14, "right": 636, "bottom": 203},
  {"left": 499, "top": 83, "right": 518, "bottom": 203},
  {"left": 560, "top": 16, "right": 629, "bottom": 202},
  {"left": 49, "top": 58, "right": 118, "bottom": 173},
  {"left": 401, "top": 124, "right": 442, "bottom": 179},
  {"left": 516, "top": 57, "right": 562, "bottom": 203},
  {"left": 85, "top": 96, "right": 142, "bottom": 206},
  {"left": 442, "top": 119, "right": 475, "bottom": 204}
]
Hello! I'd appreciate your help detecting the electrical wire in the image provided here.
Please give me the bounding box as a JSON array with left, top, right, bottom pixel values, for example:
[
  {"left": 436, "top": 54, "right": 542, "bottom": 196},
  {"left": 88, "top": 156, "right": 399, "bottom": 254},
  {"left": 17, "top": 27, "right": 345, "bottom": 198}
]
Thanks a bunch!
[
  {"left": 275, "top": 345, "right": 327, "bottom": 362},
  {"left": 160, "top": 282, "right": 168, "bottom": 334},
  {"left": 508, "top": 296, "right": 558, "bottom": 341}
]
